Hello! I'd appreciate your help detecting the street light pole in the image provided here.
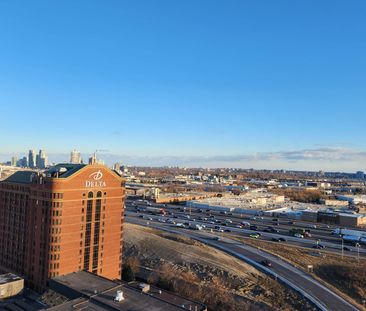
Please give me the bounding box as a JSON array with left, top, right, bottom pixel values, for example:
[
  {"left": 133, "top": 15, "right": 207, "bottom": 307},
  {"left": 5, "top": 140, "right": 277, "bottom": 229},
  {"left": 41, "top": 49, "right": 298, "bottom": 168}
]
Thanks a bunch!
[
  {"left": 356, "top": 243, "right": 360, "bottom": 265},
  {"left": 341, "top": 238, "right": 344, "bottom": 260}
]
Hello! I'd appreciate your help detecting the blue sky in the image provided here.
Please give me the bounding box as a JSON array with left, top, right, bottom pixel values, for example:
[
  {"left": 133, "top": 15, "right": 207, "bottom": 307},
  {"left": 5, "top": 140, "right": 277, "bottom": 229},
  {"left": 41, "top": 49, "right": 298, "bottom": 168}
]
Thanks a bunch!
[{"left": 0, "top": 1, "right": 365, "bottom": 171}]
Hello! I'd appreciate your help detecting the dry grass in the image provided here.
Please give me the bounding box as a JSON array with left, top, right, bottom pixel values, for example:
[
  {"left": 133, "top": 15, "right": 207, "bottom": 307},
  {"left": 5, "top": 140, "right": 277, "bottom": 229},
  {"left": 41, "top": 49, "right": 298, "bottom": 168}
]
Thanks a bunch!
[
  {"left": 124, "top": 223, "right": 316, "bottom": 311},
  {"left": 234, "top": 236, "right": 366, "bottom": 310}
]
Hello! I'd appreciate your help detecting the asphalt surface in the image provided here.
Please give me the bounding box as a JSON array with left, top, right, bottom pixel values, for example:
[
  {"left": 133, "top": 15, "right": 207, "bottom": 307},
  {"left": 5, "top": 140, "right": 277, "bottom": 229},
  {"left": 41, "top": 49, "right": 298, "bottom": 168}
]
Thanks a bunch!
[
  {"left": 126, "top": 200, "right": 366, "bottom": 257},
  {"left": 127, "top": 215, "right": 361, "bottom": 311}
]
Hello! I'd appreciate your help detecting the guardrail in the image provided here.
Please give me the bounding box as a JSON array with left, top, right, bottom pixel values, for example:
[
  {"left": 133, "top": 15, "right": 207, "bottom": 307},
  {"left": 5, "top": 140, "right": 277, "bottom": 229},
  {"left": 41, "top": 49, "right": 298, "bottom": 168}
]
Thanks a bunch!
[
  {"left": 199, "top": 238, "right": 329, "bottom": 311},
  {"left": 138, "top": 221, "right": 331, "bottom": 311}
]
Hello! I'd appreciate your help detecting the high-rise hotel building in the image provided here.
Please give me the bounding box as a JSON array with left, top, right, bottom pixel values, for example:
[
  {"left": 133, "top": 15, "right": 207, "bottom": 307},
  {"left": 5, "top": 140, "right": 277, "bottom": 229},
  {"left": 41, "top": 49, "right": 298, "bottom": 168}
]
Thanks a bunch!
[{"left": 0, "top": 164, "right": 125, "bottom": 292}]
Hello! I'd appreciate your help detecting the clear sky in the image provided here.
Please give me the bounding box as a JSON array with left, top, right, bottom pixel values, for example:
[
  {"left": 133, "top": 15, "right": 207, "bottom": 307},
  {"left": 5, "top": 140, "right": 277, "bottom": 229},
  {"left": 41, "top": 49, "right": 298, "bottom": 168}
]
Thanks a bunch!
[{"left": 0, "top": 1, "right": 365, "bottom": 171}]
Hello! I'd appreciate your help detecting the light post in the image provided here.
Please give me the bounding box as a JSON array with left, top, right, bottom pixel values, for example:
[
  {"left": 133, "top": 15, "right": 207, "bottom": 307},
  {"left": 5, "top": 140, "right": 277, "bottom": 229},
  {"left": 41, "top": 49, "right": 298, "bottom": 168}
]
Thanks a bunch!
[
  {"left": 341, "top": 238, "right": 344, "bottom": 260},
  {"left": 356, "top": 243, "right": 360, "bottom": 265}
]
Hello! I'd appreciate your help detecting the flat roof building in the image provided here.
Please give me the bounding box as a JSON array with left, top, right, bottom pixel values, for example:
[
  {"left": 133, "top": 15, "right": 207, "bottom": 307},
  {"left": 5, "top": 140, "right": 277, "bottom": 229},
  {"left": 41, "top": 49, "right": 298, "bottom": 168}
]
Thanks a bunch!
[
  {"left": 48, "top": 271, "right": 207, "bottom": 311},
  {"left": 0, "top": 163, "right": 126, "bottom": 292}
]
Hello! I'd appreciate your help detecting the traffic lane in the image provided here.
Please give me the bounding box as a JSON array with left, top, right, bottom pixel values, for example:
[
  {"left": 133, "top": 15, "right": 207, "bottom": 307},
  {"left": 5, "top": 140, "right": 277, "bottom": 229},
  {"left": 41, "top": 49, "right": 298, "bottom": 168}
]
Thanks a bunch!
[
  {"left": 149, "top": 206, "right": 337, "bottom": 238},
  {"left": 127, "top": 218, "right": 359, "bottom": 311},
  {"left": 125, "top": 211, "right": 366, "bottom": 256},
  {"left": 152, "top": 203, "right": 338, "bottom": 233},
  {"left": 209, "top": 241, "right": 357, "bottom": 311},
  {"left": 177, "top": 211, "right": 363, "bottom": 249},
  {"left": 157, "top": 211, "right": 362, "bottom": 251}
]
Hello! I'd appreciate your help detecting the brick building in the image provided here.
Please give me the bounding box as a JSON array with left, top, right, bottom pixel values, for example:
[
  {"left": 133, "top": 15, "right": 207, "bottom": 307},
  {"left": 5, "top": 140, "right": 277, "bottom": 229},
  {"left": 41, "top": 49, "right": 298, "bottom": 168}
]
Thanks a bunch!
[{"left": 0, "top": 164, "right": 125, "bottom": 292}]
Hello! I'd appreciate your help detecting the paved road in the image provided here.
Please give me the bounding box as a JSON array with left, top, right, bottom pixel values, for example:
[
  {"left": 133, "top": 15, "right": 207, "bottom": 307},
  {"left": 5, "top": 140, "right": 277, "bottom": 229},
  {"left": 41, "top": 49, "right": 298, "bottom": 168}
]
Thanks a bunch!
[
  {"left": 126, "top": 201, "right": 366, "bottom": 257},
  {"left": 127, "top": 216, "right": 360, "bottom": 311}
]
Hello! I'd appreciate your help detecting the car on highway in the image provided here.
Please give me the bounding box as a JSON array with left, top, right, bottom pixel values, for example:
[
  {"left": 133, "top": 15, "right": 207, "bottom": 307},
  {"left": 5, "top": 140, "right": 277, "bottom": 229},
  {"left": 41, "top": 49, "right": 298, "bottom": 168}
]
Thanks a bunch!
[
  {"left": 270, "top": 228, "right": 280, "bottom": 233},
  {"left": 241, "top": 221, "right": 251, "bottom": 227},
  {"left": 294, "top": 233, "right": 304, "bottom": 238},
  {"left": 224, "top": 229, "right": 232, "bottom": 232},
  {"left": 225, "top": 219, "right": 233, "bottom": 223},
  {"left": 343, "top": 247, "right": 352, "bottom": 252},
  {"left": 176, "top": 223, "right": 185, "bottom": 228},
  {"left": 250, "top": 225, "right": 258, "bottom": 230},
  {"left": 271, "top": 238, "right": 280, "bottom": 242},
  {"left": 312, "top": 244, "right": 325, "bottom": 249},
  {"left": 278, "top": 237, "right": 287, "bottom": 242},
  {"left": 263, "top": 229, "right": 271, "bottom": 233},
  {"left": 138, "top": 214, "right": 144, "bottom": 218},
  {"left": 249, "top": 233, "right": 260, "bottom": 239},
  {"left": 260, "top": 260, "right": 272, "bottom": 267}
]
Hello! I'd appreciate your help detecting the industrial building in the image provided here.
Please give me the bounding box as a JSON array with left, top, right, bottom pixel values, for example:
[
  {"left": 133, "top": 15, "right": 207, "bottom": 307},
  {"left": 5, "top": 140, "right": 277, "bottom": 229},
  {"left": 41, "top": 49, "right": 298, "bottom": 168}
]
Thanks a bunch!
[
  {"left": 0, "top": 163, "right": 126, "bottom": 292},
  {"left": 187, "top": 191, "right": 285, "bottom": 214}
]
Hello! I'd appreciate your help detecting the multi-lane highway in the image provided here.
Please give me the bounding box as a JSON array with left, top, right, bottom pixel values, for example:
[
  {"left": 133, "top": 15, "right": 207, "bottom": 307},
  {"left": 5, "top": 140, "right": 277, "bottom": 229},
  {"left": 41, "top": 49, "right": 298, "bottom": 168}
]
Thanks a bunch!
[
  {"left": 127, "top": 214, "right": 360, "bottom": 311},
  {"left": 126, "top": 199, "right": 366, "bottom": 257}
]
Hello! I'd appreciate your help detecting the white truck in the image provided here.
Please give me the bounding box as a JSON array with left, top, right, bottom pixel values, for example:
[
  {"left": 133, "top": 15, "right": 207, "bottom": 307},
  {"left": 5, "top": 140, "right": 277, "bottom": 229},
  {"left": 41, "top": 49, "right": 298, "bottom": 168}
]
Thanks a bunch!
[
  {"left": 189, "top": 223, "right": 203, "bottom": 230},
  {"left": 332, "top": 228, "right": 366, "bottom": 244}
]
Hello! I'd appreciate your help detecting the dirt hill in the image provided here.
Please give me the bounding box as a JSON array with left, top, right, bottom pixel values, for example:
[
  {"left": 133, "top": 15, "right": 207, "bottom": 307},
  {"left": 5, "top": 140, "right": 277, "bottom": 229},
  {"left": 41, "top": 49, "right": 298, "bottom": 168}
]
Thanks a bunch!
[{"left": 123, "top": 223, "right": 316, "bottom": 311}]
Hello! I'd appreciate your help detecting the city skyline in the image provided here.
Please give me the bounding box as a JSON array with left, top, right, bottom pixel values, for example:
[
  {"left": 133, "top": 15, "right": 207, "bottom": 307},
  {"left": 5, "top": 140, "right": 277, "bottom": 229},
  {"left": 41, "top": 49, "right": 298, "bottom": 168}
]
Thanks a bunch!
[
  {"left": 1, "top": 147, "right": 366, "bottom": 172},
  {"left": 1, "top": 1, "right": 366, "bottom": 171}
]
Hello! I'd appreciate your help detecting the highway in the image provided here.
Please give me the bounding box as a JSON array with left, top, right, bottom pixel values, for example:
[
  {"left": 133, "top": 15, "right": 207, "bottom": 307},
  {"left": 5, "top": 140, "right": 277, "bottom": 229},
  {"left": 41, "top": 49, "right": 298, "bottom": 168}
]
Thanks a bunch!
[
  {"left": 127, "top": 216, "right": 360, "bottom": 311},
  {"left": 126, "top": 199, "right": 366, "bottom": 257}
]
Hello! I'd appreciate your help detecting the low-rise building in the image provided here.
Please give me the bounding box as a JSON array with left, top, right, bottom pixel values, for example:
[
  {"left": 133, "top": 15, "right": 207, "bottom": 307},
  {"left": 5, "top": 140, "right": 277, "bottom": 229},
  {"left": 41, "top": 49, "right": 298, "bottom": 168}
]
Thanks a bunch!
[{"left": 0, "top": 273, "right": 24, "bottom": 299}]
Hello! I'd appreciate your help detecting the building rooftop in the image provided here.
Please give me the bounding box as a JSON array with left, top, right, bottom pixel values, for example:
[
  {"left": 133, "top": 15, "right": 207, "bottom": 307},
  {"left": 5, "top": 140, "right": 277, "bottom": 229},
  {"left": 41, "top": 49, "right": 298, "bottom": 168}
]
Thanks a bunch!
[
  {"left": 3, "top": 170, "right": 36, "bottom": 184},
  {"left": 0, "top": 273, "right": 23, "bottom": 285},
  {"left": 44, "top": 164, "right": 86, "bottom": 178},
  {"left": 49, "top": 271, "right": 206, "bottom": 311}
]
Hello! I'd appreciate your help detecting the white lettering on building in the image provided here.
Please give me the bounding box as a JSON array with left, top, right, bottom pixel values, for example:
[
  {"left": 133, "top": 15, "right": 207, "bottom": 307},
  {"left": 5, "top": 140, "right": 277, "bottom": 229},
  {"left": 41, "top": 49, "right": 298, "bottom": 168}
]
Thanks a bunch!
[{"left": 85, "top": 170, "right": 106, "bottom": 187}]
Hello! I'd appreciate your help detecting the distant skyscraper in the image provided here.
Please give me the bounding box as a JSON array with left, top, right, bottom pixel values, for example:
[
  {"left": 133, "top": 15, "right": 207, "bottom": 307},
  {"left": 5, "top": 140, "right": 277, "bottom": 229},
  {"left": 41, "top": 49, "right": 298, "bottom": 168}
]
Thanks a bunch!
[
  {"left": 37, "top": 149, "right": 48, "bottom": 169},
  {"left": 11, "top": 156, "right": 18, "bottom": 167},
  {"left": 88, "top": 152, "right": 104, "bottom": 165},
  {"left": 113, "top": 162, "right": 121, "bottom": 171},
  {"left": 28, "top": 150, "right": 36, "bottom": 168},
  {"left": 356, "top": 171, "right": 365, "bottom": 180},
  {"left": 17, "top": 156, "right": 28, "bottom": 167},
  {"left": 70, "top": 149, "right": 81, "bottom": 164}
]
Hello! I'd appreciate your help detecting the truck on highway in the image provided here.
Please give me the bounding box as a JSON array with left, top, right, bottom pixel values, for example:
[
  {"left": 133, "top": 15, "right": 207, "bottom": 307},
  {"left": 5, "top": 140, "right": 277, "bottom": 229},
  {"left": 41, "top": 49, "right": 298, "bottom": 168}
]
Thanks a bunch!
[
  {"left": 332, "top": 228, "right": 366, "bottom": 238},
  {"left": 143, "top": 207, "right": 167, "bottom": 216},
  {"left": 332, "top": 228, "right": 366, "bottom": 245},
  {"left": 189, "top": 223, "right": 203, "bottom": 230},
  {"left": 289, "top": 228, "right": 311, "bottom": 238}
]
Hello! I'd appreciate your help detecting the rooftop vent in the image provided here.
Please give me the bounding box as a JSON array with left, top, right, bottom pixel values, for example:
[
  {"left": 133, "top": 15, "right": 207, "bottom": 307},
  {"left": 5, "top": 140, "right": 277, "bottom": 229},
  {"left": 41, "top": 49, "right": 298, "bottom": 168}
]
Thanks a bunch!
[{"left": 114, "top": 290, "right": 124, "bottom": 302}]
